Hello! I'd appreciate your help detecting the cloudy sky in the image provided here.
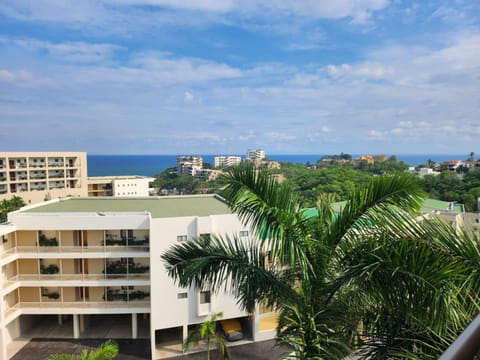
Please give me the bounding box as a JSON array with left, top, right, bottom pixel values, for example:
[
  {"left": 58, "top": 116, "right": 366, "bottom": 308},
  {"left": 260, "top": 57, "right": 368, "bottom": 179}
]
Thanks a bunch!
[{"left": 0, "top": 0, "right": 479, "bottom": 155}]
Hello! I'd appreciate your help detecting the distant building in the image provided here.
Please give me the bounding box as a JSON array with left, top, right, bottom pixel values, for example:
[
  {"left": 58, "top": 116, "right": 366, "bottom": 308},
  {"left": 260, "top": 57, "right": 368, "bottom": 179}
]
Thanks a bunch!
[
  {"left": 246, "top": 149, "right": 265, "bottom": 161},
  {"left": 214, "top": 156, "right": 242, "bottom": 169},
  {"left": 88, "top": 176, "right": 155, "bottom": 197},
  {"left": 418, "top": 168, "right": 440, "bottom": 177},
  {"left": 176, "top": 156, "right": 203, "bottom": 176},
  {"left": 0, "top": 152, "right": 88, "bottom": 204}
]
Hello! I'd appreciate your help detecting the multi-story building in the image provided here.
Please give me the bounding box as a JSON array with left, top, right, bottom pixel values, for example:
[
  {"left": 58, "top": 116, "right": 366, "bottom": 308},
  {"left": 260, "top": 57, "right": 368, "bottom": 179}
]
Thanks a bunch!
[
  {"left": 88, "top": 176, "right": 155, "bottom": 197},
  {"left": 214, "top": 156, "right": 242, "bottom": 169},
  {"left": 0, "top": 152, "right": 88, "bottom": 204},
  {"left": 176, "top": 156, "right": 203, "bottom": 176},
  {"left": 246, "top": 149, "right": 265, "bottom": 161},
  {"left": 0, "top": 195, "right": 278, "bottom": 360}
]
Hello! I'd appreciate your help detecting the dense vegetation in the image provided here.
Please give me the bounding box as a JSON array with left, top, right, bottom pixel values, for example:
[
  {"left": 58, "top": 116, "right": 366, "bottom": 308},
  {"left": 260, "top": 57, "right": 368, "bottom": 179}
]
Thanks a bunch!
[
  {"left": 420, "top": 169, "right": 480, "bottom": 212},
  {"left": 151, "top": 156, "right": 480, "bottom": 212},
  {"left": 163, "top": 164, "right": 480, "bottom": 359},
  {"left": 0, "top": 196, "right": 26, "bottom": 222}
]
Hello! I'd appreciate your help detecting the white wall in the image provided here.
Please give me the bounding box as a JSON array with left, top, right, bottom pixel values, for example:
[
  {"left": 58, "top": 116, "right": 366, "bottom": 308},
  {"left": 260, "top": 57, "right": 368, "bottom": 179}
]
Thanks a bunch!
[
  {"left": 9, "top": 213, "right": 150, "bottom": 230},
  {"left": 150, "top": 213, "right": 251, "bottom": 331},
  {"left": 113, "top": 178, "right": 152, "bottom": 197}
]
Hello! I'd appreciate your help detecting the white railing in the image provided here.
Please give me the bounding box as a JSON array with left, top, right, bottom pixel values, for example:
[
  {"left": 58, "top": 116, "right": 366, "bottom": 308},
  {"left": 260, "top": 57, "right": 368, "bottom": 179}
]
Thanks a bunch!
[
  {"left": 3, "top": 245, "right": 149, "bottom": 255},
  {"left": 6, "top": 273, "right": 150, "bottom": 282}
]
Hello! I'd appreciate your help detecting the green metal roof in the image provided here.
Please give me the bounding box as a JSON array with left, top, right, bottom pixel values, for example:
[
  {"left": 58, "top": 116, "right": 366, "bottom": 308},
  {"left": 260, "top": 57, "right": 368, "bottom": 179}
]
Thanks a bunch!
[{"left": 23, "top": 196, "right": 231, "bottom": 218}]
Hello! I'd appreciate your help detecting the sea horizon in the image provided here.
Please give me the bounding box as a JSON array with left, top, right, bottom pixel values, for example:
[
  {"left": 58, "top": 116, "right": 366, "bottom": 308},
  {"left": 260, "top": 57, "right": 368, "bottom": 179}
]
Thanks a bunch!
[{"left": 87, "top": 153, "right": 468, "bottom": 177}]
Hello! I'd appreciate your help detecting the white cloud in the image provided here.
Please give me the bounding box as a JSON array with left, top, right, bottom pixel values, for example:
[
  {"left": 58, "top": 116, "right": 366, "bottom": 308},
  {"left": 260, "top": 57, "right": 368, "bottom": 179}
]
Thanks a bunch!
[
  {"left": 1, "top": 37, "right": 122, "bottom": 63},
  {"left": 183, "top": 91, "right": 194, "bottom": 102}
]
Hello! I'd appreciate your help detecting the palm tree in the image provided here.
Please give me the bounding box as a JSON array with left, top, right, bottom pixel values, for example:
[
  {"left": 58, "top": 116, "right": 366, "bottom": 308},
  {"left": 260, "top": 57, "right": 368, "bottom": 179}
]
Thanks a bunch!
[
  {"left": 162, "top": 164, "right": 477, "bottom": 358},
  {"left": 183, "top": 312, "right": 230, "bottom": 360},
  {"left": 46, "top": 340, "right": 119, "bottom": 360}
]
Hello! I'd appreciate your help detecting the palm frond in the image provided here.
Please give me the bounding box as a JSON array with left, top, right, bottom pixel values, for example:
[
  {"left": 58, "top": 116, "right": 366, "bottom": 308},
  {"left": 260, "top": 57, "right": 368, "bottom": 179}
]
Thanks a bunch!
[
  {"left": 162, "top": 234, "right": 298, "bottom": 312},
  {"left": 221, "top": 163, "right": 312, "bottom": 276}
]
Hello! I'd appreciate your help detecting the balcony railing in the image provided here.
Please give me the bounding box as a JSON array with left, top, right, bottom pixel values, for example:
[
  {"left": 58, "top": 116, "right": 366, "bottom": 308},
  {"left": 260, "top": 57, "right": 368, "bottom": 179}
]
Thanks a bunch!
[
  {"left": 5, "top": 301, "right": 150, "bottom": 318},
  {"left": 5, "top": 273, "right": 150, "bottom": 283},
  {"left": 1, "top": 245, "right": 149, "bottom": 257}
]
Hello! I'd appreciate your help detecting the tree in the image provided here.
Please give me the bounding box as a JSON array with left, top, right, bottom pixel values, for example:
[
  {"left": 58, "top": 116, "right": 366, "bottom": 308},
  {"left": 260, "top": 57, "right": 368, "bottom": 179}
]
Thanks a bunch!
[
  {"left": 0, "top": 195, "right": 26, "bottom": 222},
  {"left": 183, "top": 312, "right": 230, "bottom": 360},
  {"left": 46, "top": 340, "right": 119, "bottom": 360},
  {"left": 163, "top": 163, "right": 480, "bottom": 358}
]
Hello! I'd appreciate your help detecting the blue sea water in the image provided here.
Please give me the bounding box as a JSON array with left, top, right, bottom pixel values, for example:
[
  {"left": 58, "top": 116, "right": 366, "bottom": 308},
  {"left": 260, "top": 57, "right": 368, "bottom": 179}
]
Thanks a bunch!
[{"left": 87, "top": 154, "right": 466, "bottom": 177}]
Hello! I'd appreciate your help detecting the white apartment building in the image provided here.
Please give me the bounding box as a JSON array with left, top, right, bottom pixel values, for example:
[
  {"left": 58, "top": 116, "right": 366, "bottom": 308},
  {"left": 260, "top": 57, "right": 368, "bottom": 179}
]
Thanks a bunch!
[
  {"left": 176, "top": 156, "right": 203, "bottom": 176},
  {"left": 88, "top": 176, "right": 155, "bottom": 197},
  {"left": 246, "top": 149, "right": 265, "bottom": 161},
  {"left": 0, "top": 195, "right": 278, "bottom": 360},
  {"left": 214, "top": 156, "right": 242, "bottom": 169},
  {"left": 0, "top": 152, "right": 88, "bottom": 204}
]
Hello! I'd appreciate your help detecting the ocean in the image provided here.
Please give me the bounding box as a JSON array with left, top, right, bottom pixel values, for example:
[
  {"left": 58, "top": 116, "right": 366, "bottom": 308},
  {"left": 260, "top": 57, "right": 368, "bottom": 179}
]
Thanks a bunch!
[{"left": 87, "top": 154, "right": 466, "bottom": 177}]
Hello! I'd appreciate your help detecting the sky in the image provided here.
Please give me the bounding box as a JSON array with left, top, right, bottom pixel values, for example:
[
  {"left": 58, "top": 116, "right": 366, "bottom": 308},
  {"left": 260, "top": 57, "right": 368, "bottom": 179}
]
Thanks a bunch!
[{"left": 0, "top": 0, "right": 479, "bottom": 155}]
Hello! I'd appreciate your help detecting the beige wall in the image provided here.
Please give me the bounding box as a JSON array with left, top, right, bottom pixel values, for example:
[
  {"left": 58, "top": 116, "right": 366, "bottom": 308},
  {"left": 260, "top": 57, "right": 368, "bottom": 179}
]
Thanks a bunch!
[
  {"left": 87, "top": 230, "right": 104, "bottom": 246},
  {"left": 60, "top": 230, "right": 75, "bottom": 246},
  {"left": 61, "top": 259, "right": 75, "bottom": 274},
  {"left": 63, "top": 287, "right": 76, "bottom": 302},
  {"left": 89, "top": 287, "right": 105, "bottom": 301},
  {"left": 18, "top": 259, "right": 38, "bottom": 274},
  {"left": 87, "top": 259, "right": 104, "bottom": 275},
  {"left": 16, "top": 230, "right": 37, "bottom": 246},
  {"left": 19, "top": 287, "right": 39, "bottom": 302}
]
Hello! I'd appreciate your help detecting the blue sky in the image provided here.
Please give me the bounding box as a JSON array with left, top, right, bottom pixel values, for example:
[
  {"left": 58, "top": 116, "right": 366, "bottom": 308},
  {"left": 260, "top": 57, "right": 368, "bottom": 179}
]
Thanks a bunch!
[{"left": 0, "top": 1, "right": 479, "bottom": 155}]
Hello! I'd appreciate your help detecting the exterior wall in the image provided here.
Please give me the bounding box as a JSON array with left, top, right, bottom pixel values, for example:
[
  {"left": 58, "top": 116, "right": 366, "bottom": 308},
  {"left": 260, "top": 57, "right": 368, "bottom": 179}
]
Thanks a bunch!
[
  {"left": 149, "top": 213, "right": 254, "bottom": 359},
  {"left": 0, "top": 152, "right": 88, "bottom": 205},
  {"left": 112, "top": 178, "right": 152, "bottom": 197},
  {"left": 214, "top": 156, "right": 242, "bottom": 168},
  {"left": 1, "top": 196, "right": 274, "bottom": 360}
]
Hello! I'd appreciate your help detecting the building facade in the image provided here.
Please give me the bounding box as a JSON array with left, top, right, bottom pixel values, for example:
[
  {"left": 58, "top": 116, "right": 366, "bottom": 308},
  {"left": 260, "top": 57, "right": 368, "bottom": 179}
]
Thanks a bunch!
[
  {"left": 213, "top": 156, "right": 242, "bottom": 169},
  {"left": 0, "top": 195, "right": 277, "bottom": 359},
  {"left": 0, "top": 152, "right": 88, "bottom": 204},
  {"left": 88, "top": 176, "right": 154, "bottom": 197},
  {"left": 246, "top": 149, "right": 265, "bottom": 161},
  {"left": 176, "top": 156, "right": 203, "bottom": 176}
]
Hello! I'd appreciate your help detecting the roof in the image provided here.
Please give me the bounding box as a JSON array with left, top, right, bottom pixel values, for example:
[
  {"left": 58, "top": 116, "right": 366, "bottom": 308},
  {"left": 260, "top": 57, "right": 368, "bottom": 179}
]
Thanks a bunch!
[{"left": 22, "top": 196, "right": 231, "bottom": 218}]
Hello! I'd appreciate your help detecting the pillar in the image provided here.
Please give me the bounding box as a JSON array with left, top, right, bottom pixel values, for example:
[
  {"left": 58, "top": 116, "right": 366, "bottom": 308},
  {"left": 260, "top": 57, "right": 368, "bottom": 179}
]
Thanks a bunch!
[
  {"left": 132, "top": 313, "right": 138, "bottom": 339},
  {"left": 79, "top": 314, "right": 85, "bottom": 333},
  {"left": 58, "top": 314, "right": 63, "bottom": 325},
  {"left": 73, "top": 314, "right": 80, "bottom": 338}
]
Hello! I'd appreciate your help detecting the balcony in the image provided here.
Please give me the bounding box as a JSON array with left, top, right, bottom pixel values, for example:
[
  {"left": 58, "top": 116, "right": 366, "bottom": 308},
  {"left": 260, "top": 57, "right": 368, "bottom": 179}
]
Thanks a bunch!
[
  {"left": 4, "top": 273, "right": 150, "bottom": 285},
  {"left": 5, "top": 301, "right": 150, "bottom": 318},
  {"left": 1, "top": 245, "right": 150, "bottom": 259}
]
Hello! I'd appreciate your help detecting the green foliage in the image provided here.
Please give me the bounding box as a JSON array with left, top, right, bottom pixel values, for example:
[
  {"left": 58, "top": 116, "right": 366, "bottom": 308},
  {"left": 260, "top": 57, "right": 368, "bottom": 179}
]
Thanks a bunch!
[
  {"left": 420, "top": 169, "right": 480, "bottom": 211},
  {"left": 0, "top": 195, "right": 26, "bottom": 222},
  {"left": 162, "top": 163, "right": 472, "bottom": 359},
  {"left": 183, "top": 312, "right": 230, "bottom": 360},
  {"left": 47, "top": 340, "right": 119, "bottom": 360}
]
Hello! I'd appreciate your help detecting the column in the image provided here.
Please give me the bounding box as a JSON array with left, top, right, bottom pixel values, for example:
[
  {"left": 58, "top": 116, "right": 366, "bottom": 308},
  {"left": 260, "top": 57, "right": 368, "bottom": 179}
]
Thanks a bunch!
[
  {"left": 79, "top": 314, "right": 85, "bottom": 333},
  {"left": 132, "top": 313, "right": 138, "bottom": 339},
  {"left": 58, "top": 314, "right": 63, "bottom": 325},
  {"left": 73, "top": 314, "right": 80, "bottom": 338}
]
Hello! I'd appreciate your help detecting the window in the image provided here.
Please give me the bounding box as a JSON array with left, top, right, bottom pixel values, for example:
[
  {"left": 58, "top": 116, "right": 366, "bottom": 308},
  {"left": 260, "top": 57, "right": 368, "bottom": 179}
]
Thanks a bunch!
[
  {"left": 240, "top": 230, "right": 248, "bottom": 237},
  {"left": 177, "top": 235, "right": 188, "bottom": 242},
  {"left": 200, "top": 233, "right": 211, "bottom": 241},
  {"left": 177, "top": 293, "right": 188, "bottom": 299},
  {"left": 200, "top": 291, "right": 211, "bottom": 304}
]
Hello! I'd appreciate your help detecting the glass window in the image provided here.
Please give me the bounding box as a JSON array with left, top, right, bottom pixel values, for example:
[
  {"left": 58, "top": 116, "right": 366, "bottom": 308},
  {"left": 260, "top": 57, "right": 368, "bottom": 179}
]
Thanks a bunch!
[
  {"left": 177, "top": 293, "right": 188, "bottom": 299},
  {"left": 177, "top": 235, "right": 188, "bottom": 242},
  {"left": 200, "top": 291, "right": 211, "bottom": 304},
  {"left": 240, "top": 230, "right": 248, "bottom": 237}
]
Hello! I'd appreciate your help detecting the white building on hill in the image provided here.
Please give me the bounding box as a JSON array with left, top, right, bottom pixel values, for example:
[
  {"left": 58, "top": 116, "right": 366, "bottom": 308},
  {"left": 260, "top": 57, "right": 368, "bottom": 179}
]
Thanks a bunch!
[{"left": 214, "top": 156, "right": 242, "bottom": 169}]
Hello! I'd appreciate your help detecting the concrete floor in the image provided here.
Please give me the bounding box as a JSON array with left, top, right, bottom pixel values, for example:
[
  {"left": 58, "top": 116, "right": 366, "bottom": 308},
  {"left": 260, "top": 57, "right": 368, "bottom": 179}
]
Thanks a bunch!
[{"left": 11, "top": 338, "right": 290, "bottom": 360}]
